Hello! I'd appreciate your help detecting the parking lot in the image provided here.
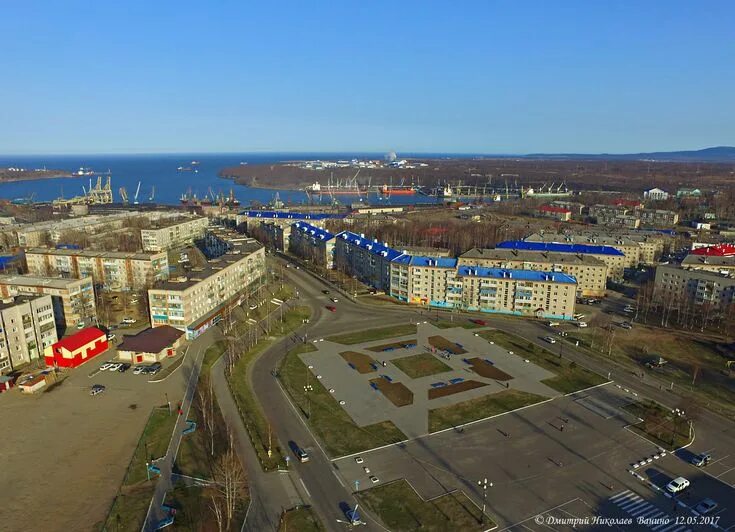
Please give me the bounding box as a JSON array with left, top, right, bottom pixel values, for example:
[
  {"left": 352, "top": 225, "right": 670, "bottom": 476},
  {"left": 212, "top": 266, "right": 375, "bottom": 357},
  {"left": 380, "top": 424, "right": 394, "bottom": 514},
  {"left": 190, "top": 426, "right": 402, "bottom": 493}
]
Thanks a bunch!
[
  {"left": 0, "top": 332, "right": 203, "bottom": 532},
  {"left": 331, "top": 384, "right": 735, "bottom": 530}
]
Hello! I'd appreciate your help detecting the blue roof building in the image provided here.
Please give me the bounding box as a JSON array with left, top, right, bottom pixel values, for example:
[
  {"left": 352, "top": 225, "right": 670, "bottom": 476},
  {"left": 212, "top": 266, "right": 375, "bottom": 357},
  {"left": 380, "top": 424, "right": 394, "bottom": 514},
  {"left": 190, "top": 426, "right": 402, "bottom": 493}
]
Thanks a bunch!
[
  {"left": 244, "top": 210, "right": 344, "bottom": 220},
  {"left": 456, "top": 265, "right": 577, "bottom": 284},
  {"left": 497, "top": 240, "right": 625, "bottom": 256},
  {"left": 409, "top": 256, "right": 458, "bottom": 268},
  {"left": 291, "top": 221, "right": 335, "bottom": 241}
]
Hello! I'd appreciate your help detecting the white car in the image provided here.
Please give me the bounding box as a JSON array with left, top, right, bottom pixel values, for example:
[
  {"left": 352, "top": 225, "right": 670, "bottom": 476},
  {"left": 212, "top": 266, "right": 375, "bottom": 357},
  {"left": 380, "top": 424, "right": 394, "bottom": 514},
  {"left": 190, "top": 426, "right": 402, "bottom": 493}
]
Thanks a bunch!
[
  {"left": 666, "top": 477, "right": 690, "bottom": 494},
  {"left": 576, "top": 321, "right": 588, "bottom": 328},
  {"left": 355, "top": 457, "right": 364, "bottom": 464},
  {"left": 133, "top": 365, "right": 146, "bottom": 375},
  {"left": 363, "top": 466, "right": 371, "bottom": 474},
  {"left": 107, "top": 333, "right": 116, "bottom": 341},
  {"left": 99, "top": 363, "right": 114, "bottom": 371},
  {"left": 330, "top": 297, "right": 339, "bottom": 303},
  {"left": 548, "top": 321, "right": 559, "bottom": 327},
  {"left": 543, "top": 336, "right": 557, "bottom": 344},
  {"left": 107, "top": 363, "right": 123, "bottom": 371},
  {"left": 121, "top": 317, "right": 136, "bottom": 325}
]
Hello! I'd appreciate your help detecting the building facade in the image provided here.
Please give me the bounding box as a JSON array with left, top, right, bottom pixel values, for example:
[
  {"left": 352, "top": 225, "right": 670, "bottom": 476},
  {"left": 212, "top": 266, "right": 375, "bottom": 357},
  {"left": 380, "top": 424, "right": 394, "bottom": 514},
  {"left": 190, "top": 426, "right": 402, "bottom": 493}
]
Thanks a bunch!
[
  {"left": 538, "top": 205, "right": 572, "bottom": 222},
  {"left": 44, "top": 327, "right": 108, "bottom": 369},
  {"left": 0, "top": 275, "right": 96, "bottom": 330},
  {"left": 289, "top": 222, "right": 336, "bottom": 269},
  {"left": 389, "top": 256, "right": 459, "bottom": 306},
  {"left": 639, "top": 209, "right": 679, "bottom": 227},
  {"left": 458, "top": 248, "right": 608, "bottom": 297},
  {"left": 333, "top": 231, "right": 409, "bottom": 291},
  {"left": 148, "top": 238, "right": 265, "bottom": 339},
  {"left": 644, "top": 188, "right": 670, "bottom": 201},
  {"left": 0, "top": 295, "right": 57, "bottom": 373},
  {"left": 654, "top": 264, "right": 735, "bottom": 313},
  {"left": 25, "top": 248, "right": 169, "bottom": 291},
  {"left": 141, "top": 216, "right": 209, "bottom": 252}
]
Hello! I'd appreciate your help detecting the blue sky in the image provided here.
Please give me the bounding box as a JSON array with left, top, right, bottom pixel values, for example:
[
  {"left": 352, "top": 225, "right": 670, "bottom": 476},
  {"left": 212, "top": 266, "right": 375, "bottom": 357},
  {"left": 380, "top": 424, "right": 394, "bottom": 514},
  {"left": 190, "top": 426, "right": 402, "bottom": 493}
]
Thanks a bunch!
[{"left": 1, "top": 1, "right": 733, "bottom": 154}]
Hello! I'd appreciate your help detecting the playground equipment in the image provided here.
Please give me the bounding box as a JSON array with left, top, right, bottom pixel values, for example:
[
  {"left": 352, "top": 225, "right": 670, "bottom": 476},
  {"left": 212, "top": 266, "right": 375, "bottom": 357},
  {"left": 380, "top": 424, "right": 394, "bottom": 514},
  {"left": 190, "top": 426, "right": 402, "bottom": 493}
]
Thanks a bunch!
[
  {"left": 182, "top": 420, "right": 197, "bottom": 435},
  {"left": 155, "top": 503, "right": 176, "bottom": 530}
]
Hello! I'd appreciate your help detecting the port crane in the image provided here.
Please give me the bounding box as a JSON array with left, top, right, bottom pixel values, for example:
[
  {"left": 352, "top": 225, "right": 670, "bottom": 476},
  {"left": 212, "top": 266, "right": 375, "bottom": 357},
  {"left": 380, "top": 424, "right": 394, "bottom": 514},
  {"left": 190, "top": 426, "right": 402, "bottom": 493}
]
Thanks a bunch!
[
  {"left": 119, "top": 187, "right": 129, "bottom": 204},
  {"left": 149, "top": 186, "right": 155, "bottom": 202},
  {"left": 133, "top": 181, "right": 141, "bottom": 204}
]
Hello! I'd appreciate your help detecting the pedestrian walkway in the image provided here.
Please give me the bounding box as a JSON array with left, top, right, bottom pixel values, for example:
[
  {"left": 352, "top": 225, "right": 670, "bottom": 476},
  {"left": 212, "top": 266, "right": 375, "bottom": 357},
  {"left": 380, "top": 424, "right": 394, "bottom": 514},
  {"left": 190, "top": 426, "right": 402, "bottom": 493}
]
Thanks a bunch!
[{"left": 609, "top": 490, "right": 691, "bottom": 532}]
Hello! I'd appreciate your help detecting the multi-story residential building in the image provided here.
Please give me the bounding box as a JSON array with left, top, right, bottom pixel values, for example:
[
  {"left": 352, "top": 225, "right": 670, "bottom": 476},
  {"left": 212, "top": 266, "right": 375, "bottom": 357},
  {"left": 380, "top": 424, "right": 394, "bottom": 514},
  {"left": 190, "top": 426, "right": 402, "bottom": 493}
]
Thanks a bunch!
[
  {"left": 654, "top": 264, "right": 735, "bottom": 312},
  {"left": 497, "top": 240, "right": 627, "bottom": 280},
  {"left": 639, "top": 209, "right": 679, "bottom": 227},
  {"left": 333, "top": 231, "right": 410, "bottom": 291},
  {"left": 0, "top": 275, "right": 96, "bottom": 331},
  {"left": 244, "top": 211, "right": 343, "bottom": 251},
  {"left": 258, "top": 221, "right": 290, "bottom": 251},
  {"left": 141, "top": 216, "right": 209, "bottom": 251},
  {"left": 538, "top": 205, "right": 572, "bottom": 221},
  {"left": 0, "top": 295, "right": 57, "bottom": 373},
  {"left": 588, "top": 204, "right": 641, "bottom": 229},
  {"left": 550, "top": 200, "right": 585, "bottom": 216},
  {"left": 148, "top": 237, "right": 265, "bottom": 339},
  {"left": 643, "top": 188, "right": 670, "bottom": 201},
  {"left": 458, "top": 248, "right": 608, "bottom": 297},
  {"left": 390, "top": 256, "right": 459, "bottom": 305},
  {"left": 289, "top": 222, "right": 336, "bottom": 269},
  {"left": 25, "top": 248, "right": 169, "bottom": 291},
  {"left": 455, "top": 267, "right": 576, "bottom": 319},
  {"left": 681, "top": 250, "right": 735, "bottom": 274}
]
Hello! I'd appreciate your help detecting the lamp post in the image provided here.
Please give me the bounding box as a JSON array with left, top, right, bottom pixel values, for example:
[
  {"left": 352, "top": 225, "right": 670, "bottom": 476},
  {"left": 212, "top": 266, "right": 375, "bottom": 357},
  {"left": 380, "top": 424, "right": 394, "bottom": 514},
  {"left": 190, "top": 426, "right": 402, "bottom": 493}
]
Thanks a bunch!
[
  {"left": 304, "top": 369, "right": 313, "bottom": 418},
  {"left": 477, "top": 478, "right": 492, "bottom": 523}
]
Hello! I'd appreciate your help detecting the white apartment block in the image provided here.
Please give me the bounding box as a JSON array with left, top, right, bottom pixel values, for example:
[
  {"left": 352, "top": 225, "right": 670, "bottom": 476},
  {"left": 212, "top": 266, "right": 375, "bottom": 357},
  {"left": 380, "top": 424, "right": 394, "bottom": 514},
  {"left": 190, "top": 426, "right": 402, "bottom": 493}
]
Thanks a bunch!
[
  {"left": 25, "top": 248, "right": 169, "bottom": 291},
  {"left": 0, "top": 295, "right": 58, "bottom": 373},
  {"left": 148, "top": 237, "right": 265, "bottom": 339},
  {"left": 141, "top": 216, "right": 209, "bottom": 252},
  {"left": 0, "top": 275, "right": 96, "bottom": 330}
]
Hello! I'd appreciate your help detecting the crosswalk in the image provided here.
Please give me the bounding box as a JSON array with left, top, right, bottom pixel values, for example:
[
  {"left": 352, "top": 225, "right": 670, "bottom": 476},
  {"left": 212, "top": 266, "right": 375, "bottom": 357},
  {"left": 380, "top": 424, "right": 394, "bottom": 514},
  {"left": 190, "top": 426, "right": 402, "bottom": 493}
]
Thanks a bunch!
[{"left": 609, "top": 490, "right": 691, "bottom": 532}]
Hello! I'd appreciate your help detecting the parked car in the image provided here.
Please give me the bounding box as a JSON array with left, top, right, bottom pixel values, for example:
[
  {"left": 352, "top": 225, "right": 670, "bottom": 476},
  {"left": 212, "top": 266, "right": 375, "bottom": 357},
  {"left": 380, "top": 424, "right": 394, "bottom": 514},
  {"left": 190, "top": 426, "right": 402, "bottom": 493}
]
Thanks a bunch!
[
  {"left": 694, "top": 498, "right": 717, "bottom": 515},
  {"left": 576, "top": 322, "right": 588, "bottom": 328},
  {"left": 326, "top": 305, "right": 337, "bottom": 312},
  {"left": 692, "top": 453, "right": 712, "bottom": 467},
  {"left": 133, "top": 365, "right": 147, "bottom": 375},
  {"left": 665, "top": 476, "right": 690, "bottom": 494},
  {"left": 76, "top": 321, "right": 86, "bottom": 329},
  {"left": 107, "top": 363, "right": 123, "bottom": 372},
  {"left": 121, "top": 317, "right": 136, "bottom": 325},
  {"left": 107, "top": 333, "right": 116, "bottom": 341},
  {"left": 363, "top": 466, "right": 371, "bottom": 474},
  {"left": 90, "top": 384, "right": 106, "bottom": 396},
  {"left": 117, "top": 363, "right": 131, "bottom": 373},
  {"left": 547, "top": 321, "right": 560, "bottom": 327},
  {"left": 330, "top": 297, "right": 339, "bottom": 303},
  {"left": 543, "top": 336, "right": 557, "bottom": 344},
  {"left": 99, "top": 362, "right": 114, "bottom": 371}
]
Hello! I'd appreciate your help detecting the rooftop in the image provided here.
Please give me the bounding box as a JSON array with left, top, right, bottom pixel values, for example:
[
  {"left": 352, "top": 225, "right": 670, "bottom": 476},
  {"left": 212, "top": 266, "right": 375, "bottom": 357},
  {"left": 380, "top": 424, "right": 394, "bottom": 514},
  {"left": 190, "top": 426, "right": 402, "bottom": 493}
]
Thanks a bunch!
[
  {"left": 144, "top": 216, "right": 207, "bottom": 230},
  {"left": 682, "top": 254, "right": 735, "bottom": 267},
  {"left": 498, "top": 240, "right": 625, "bottom": 256},
  {"left": 525, "top": 233, "right": 638, "bottom": 247},
  {"left": 118, "top": 325, "right": 183, "bottom": 353},
  {"left": 0, "top": 274, "right": 91, "bottom": 289},
  {"left": 456, "top": 266, "right": 577, "bottom": 284},
  {"left": 690, "top": 244, "right": 735, "bottom": 257},
  {"left": 0, "top": 294, "right": 47, "bottom": 311},
  {"left": 539, "top": 205, "right": 571, "bottom": 214},
  {"left": 291, "top": 221, "right": 335, "bottom": 241},
  {"left": 54, "top": 327, "right": 106, "bottom": 352},
  {"left": 460, "top": 248, "right": 606, "bottom": 266},
  {"left": 409, "top": 256, "right": 458, "bottom": 268},
  {"left": 244, "top": 210, "right": 344, "bottom": 220},
  {"left": 335, "top": 231, "right": 408, "bottom": 262},
  {"left": 26, "top": 248, "right": 165, "bottom": 261}
]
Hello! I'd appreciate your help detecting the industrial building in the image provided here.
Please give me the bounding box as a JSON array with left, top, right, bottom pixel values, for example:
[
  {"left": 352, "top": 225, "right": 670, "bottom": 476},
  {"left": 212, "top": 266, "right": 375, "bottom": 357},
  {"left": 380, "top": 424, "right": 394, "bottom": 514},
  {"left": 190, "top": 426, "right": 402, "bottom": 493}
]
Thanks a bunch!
[
  {"left": 0, "top": 295, "right": 58, "bottom": 373},
  {"left": 497, "top": 240, "right": 628, "bottom": 280},
  {"left": 458, "top": 248, "right": 608, "bottom": 297},
  {"left": 148, "top": 236, "right": 265, "bottom": 339},
  {"left": 25, "top": 248, "right": 169, "bottom": 291},
  {"left": 0, "top": 275, "right": 96, "bottom": 331},
  {"left": 141, "top": 216, "right": 209, "bottom": 252},
  {"left": 289, "top": 222, "right": 336, "bottom": 269}
]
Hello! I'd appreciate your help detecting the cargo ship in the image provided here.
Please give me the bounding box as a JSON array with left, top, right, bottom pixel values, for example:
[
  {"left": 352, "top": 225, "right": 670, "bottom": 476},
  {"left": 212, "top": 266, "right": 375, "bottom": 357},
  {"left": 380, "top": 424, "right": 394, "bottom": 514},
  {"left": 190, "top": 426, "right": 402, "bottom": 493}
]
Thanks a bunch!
[
  {"left": 379, "top": 184, "right": 416, "bottom": 195},
  {"left": 305, "top": 181, "right": 367, "bottom": 195}
]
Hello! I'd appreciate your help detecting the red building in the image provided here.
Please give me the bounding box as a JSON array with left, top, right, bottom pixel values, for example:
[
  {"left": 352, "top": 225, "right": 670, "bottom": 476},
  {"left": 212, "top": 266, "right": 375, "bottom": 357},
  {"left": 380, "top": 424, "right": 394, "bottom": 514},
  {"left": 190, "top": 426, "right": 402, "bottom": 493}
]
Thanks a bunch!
[
  {"left": 539, "top": 205, "right": 572, "bottom": 222},
  {"left": 44, "top": 327, "right": 109, "bottom": 369},
  {"left": 691, "top": 243, "right": 735, "bottom": 257}
]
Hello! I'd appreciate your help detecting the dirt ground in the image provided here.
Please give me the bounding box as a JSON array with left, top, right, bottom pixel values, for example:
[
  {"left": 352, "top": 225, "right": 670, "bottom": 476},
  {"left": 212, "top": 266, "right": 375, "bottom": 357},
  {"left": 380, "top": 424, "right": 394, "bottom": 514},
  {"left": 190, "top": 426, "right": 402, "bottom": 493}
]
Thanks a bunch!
[
  {"left": 370, "top": 378, "right": 414, "bottom": 407},
  {"left": 428, "top": 335, "right": 467, "bottom": 355},
  {"left": 340, "top": 351, "right": 377, "bottom": 374},
  {"left": 466, "top": 357, "right": 513, "bottom": 381},
  {"left": 0, "top": 341, "right": 193, "bottom": 532},
  {"left": 367, "top": 339, "right": 418, "bottom": 352},
  {"left": 428, "top": 380, "right": 488, "bottom": 399}
]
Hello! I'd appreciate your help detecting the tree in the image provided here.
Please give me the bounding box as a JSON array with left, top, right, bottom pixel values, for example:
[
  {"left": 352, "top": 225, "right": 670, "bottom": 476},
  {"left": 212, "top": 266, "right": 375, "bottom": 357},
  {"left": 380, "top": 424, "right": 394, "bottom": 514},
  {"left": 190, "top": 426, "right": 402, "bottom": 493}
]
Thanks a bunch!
[{"left": 211, "top": 439, "right": 246, "bottom": 530}]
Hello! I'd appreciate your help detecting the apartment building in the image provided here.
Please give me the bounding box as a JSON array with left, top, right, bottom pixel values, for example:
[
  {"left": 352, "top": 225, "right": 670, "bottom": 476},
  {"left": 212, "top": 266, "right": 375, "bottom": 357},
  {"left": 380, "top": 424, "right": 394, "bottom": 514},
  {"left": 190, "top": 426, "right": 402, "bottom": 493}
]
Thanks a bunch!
[
  {"left": 497, "top": 240, "right": 627, "bottom": 280},
  {"left": 148, "top": 237, "right": 265, "bottom": 339},
  {"left": 455, "top": 267, "right": 577, "bottom": 320},
  {"left": 0, "top": 275, "right": 96, "bottom": 331},
  {"left": 523, "top": 232, "right": 656, "bottom": 269},
  {"left": 333, "top": 231, "right": 410, "bottom": 291},
  {"left": 639, "top": 209, "right": 679, "bottom": 227},
  {"left": 141, "top": 216, "right": 209, "bottom": 251},
  {"left": 25, "top": 248, "right": 169, "bottom": 291},
  {"left": 0, "top": 295, "right": 57, "bottom": 374},
  {"left": 654, "top": 264, "right": 735, "bottom": 312},
  {"left": 389, "top": 256, "right": 459, "bottom": 305},
  {"left": 289, "top": 222, "right": 336, "bottom": 269},
  {"left": 458, "top": 248, "right": 608, "bottom": 297},
  {"left": 681, "top": 253, "right": 735, "bottom": 274},
  {"left": 538, "top": 205, "right": 572, "bottom": 221},
  {"left": 588, "top": 205, "right": 641, "bottom": 229}
]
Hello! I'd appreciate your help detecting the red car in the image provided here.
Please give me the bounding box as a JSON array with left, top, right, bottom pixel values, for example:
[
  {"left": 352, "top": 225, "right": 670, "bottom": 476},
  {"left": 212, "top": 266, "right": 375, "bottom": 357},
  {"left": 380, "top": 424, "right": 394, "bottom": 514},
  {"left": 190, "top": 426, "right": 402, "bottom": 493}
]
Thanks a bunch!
[
  {"left": 470, "top": 319, "right": 487, "bottom": 326},
  {"left": 326, "top": 305, "right": 337, "bottom": 312}
]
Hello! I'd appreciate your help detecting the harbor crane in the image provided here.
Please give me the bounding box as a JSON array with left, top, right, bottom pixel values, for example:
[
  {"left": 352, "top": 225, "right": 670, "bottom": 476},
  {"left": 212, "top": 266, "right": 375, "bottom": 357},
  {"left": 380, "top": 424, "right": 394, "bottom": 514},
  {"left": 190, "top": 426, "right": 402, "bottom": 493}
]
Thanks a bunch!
[
  {"left": 149, "top": 185, "right": 155, "bottom": 202},
  {"left": 133, "top": 181, "right": 141, "bottom": 204},
  {"left": 119, "top": 187, "right": 129, "bottom": 204}
]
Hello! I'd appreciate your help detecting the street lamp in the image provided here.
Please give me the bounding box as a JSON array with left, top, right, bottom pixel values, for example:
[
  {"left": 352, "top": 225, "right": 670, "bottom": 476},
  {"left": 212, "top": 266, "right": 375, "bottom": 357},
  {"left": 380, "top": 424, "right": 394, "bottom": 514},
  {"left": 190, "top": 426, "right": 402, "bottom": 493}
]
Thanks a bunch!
[{"left": 477, "top": 478, "right": 492, "bottom": 523}]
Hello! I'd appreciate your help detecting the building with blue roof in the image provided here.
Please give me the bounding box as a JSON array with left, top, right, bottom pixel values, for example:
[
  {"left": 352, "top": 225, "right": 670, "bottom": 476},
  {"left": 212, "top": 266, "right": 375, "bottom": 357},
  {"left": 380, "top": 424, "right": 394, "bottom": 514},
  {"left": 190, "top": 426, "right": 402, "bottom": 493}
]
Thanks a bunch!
[
  {"left": 289, "top": 222, "right": 336, "bottom": 269},
  {"left": 333, "top": 231, "right": 410, "bottom": 291},
  {"left": 245, "top": 210, "right": 343, "bottom": 251},
  {"left": 497, "top": 240, "right": 628, "bottom": 280}
]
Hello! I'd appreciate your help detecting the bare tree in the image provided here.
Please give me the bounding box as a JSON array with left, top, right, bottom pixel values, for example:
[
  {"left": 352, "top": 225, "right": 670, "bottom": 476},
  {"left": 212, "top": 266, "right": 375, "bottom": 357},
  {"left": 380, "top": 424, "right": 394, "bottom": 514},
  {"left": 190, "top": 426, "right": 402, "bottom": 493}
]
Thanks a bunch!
[{"left": 211, "top": 440, "right": 246, "bottom": 530}]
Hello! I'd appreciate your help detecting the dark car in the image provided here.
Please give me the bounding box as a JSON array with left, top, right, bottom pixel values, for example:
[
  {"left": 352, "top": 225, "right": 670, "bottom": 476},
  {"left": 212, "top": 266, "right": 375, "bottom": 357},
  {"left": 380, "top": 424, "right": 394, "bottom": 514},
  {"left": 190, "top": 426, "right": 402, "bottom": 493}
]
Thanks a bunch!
[
  {"left": 288, "top": 440, "right": 309, "bottom": 462},
  {"left": 117, "top": 363, "right": 131, "bottom": 373},
  {"left": 322, "top": 289, "right": 330, "bottom": 294}
]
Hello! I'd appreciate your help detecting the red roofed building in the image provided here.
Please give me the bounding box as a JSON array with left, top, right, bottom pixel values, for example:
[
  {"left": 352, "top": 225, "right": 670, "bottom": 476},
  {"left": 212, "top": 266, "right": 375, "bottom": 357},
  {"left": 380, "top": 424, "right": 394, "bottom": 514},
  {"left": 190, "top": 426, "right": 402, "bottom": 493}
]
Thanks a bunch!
[
  {"left": 691, "top": 243, "right": 735, "bottom": 257},
  {"left": 44, "top": 327, "right": 108, "bottom": 368},
  {"left": 612, "top": 199, "right": 644, "bottom": 209},
  {"left": 538, "top": 205, "right": 572, "bottom": 222}
]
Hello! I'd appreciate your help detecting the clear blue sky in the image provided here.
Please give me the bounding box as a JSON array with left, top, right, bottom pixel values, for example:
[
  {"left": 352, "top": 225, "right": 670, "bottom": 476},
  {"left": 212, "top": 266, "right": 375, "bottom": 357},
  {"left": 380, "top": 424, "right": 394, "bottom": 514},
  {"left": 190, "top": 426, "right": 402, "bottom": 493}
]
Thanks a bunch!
[{"left": 2, "top": 1, "right": 733, "bottom": 155}]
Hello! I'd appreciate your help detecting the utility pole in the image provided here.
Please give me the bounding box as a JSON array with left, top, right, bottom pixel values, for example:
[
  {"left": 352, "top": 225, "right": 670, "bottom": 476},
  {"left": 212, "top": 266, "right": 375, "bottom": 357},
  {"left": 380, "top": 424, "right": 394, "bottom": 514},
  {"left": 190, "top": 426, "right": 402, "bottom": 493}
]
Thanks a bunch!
[{"left": 477, "top": 478, "right": 492, "bottom": 524}]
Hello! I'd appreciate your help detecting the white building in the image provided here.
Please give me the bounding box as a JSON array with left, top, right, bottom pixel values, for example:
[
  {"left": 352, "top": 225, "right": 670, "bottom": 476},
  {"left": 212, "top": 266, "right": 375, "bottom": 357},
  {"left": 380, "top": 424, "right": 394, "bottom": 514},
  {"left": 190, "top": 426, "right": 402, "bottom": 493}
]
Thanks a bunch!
[
  {"left": 643, "top": 188, "right": 670, "bottom": 201},
  {"left": 0, "top": 295, "right": 58, "bottom": 373}
]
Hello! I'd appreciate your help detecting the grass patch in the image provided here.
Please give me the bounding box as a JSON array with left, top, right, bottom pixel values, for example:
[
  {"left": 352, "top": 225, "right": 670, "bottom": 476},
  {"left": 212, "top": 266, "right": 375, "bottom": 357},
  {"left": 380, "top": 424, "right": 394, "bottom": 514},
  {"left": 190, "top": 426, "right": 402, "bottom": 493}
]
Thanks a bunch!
[
  {"left": 326, "top": 324, "right": 417, "bottom": 345},
  {"left": 228, "top": 306, "right": 311, "bottom": 470},
  {"left": 279, "top": 506, "right": 324, "bottom": 532},
  {"left": 392, "top": 353, "right": 452, "bottom": 379},
  {"left": 201, "top": 340, "right": 226, "bottom": 375},
  {"left": 102, "top": 484, "right": 155, "bottom": 532},
  {"left": 358, "top": 479, "right": 492, "bottom": 531},
  {"left": 623, "top": 400, "right": 692, "bottom": 450},
  {"left": 125, "top": 407, "right": 178, "bottom": 485},
  {"left": 478, "top": 330, "right": 607, "bottom": 394},
  {"left": 436, "top": 319, "right": 485, "bottom": 329},
  {"left": 280, "top": 343, "right": 407, "bottom": 457},
  {"left": 429, "top": 389, "right": 547, "bottom": 433}
]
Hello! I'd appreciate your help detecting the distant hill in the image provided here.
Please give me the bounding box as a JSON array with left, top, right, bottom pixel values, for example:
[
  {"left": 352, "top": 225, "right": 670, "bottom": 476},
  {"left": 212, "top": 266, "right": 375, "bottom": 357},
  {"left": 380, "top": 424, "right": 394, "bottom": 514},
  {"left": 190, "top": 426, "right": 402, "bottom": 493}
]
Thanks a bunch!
[{"left": 525, "top": 146, "right": 735, "bottom": 163}]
